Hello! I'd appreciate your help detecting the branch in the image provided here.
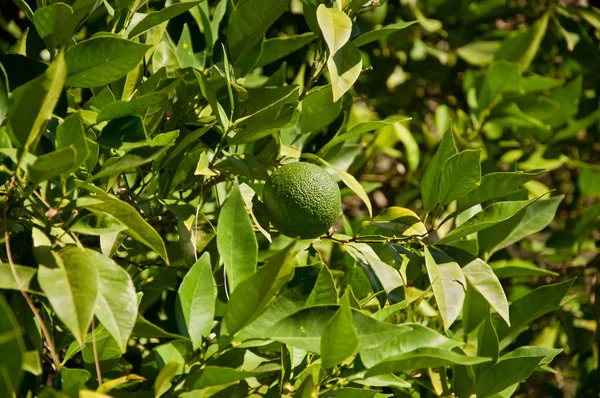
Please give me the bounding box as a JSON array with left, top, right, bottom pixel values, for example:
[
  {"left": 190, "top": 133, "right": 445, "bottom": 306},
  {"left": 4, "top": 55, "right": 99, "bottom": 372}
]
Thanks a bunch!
[{"left": 3, "top": 177, "right": 61, "bottom": 371}]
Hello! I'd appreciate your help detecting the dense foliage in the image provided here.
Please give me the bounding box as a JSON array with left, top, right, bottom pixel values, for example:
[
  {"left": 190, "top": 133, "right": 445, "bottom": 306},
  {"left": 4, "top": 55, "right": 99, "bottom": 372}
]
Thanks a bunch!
[{"left": 1, "top": 0, "right": 599, "bottom": 397}]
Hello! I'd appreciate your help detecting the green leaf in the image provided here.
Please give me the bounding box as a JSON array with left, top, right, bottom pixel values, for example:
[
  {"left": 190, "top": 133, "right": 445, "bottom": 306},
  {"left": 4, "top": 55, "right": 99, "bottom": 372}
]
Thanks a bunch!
[
  {"left": 476, "top": 310, "right": 499, "bottom": 374},
  {"left": 306, "top": 264, "right": 338, "bottom": 306},
  {"left": 318, "top": 115, "right": 411, "bottom": 157},
  {"left": 96, "top": 87, "right": 171, "bottom": 122},
  {"left": 463, "top": 258, "right": 509, "bottom": 326},
  {"left": 7, "top": 51, "right": 66, "bottom": 151},
  {"left": 500, "top": 346, "right": 562, "bottom": 364},
  {"left": 364, "top": 348, "right": 490, "bottom": 377},
  {"left": 61, "top": 368, "right": 91, "bottom": 398},
  {"left": 217, "top": 182, "right": 258, "bottom": 293},
  {"left": 475, "top": 356, "right": 545, "bottom": 397},
  {"left": 353, "top": 21, "right": 417, "bottom": 47},
  {"left": 457, "top": 170, "right": 546, "bottom": 213},
  {"left": 298, "top": 85, "right": 343, "bottom": 136},
  {"left": 233, "top": 289, "right": 305, "bottom": 343},
  {"left": 478, "top": 61, "right": 522, "bottom": 108},
  {"left": 368, "top": 207, "right": 427, "bottom": 237},
  {"left": 231, "top": 86, "right": 299, "bottom": 144},
  {"left": 360, "top": 323, "right": 460, "bottom": 368},
  {"left": 89, "top": 146, "right": 171, "bottom": 181},
  {"left": 489, "top": 259, "right": 558, "bottom": 278},
  {"left": 175, "top": 253, "right": 216, "bottom": 350},
  {"left": 56, "top": 113, "right": 89, "bottom": 174},
  {"left": 435, "top": 198, "right": 539, "bottom": 245},
  {"left": 494, "top": 279, "right": 574, "bottom": 346},
  {"left": 33, "top": 2, "right": 78, "bottom": 48},
  {"left": 0, "top": 293, "right": 25, "bottom": 398},
  {"left": 223, "top": 241, "right": 296, "bottom": 336},
  {"left": 421, "top": 127, "right": 457, "bottom": 211},
  {"left": 133, "top": 317, "right": 188, "bottom": 340},
  {"left": 424, "top": 247, "right": 466, "bottom": 330},
  {"left": 0, "top": 264, "right": 39, "bottom": 294},
  {"left": 255, "top": 33, "right": 317, "bottom": 68},
  {"left": 320, "top": 294, "right": 359, "bottom": 369},
  {"left": 269, "top": 305, "right": 411, "bottom": 354},
  {"left": 345, "top": 243, "right": 403, "bottom": 297},
  {"left": 578, "top": 167, "right": 600, "bottom": 196},
  {"left": 227, "top": 0, "right": 290, "bottom": 61},
  {"left": 195, "top": 70, "right": 229, "bottom": 131},
  {"left": 495, "top": 12, "right": 550, "bottom": 72},
  {"left": 71, "top": 213, "right": 127, "bottom": 236},
  {"left": 92, "top": 250, "right": 138, "bottom": 352},
  {"left": 319, "top": 158, "right": 372, "bottom": 217},
  {"left": 486, "top": 195, "right": 563, "bottom": 252},
  {"left": 37, "top": 246, "right": 99, "bottom": 345},
  {"left": 393, "top": 122, "right": 420, "bottom": 171},
  {"left": 66, "top": 36, "right": 150, "bottom": 88},
  {"left": 127, "top": 1, "right": 201, "bottom": 38},
  {"left": 0, "top": 65, "right": 8, "bottom": 122},
  {"left": 328, "top": 41, "right": 362, "bottom": 102},
  {"left": 177, "top": 23, "right": 202, "bottom": 69},
  {"left": 353, "top": 373, "right": 411, "bottom": 389},
  {"left": 462, "top": 286, "right": 488, "bottom": 335},
  {"left": 185, "top": 366, "right": 277, "bottom": 389},
  {"left": 317, "top": 4, "right": 352, "bottom": 56},
  {"left": 456, "top": 41, "right": 501, "bottom": 66},
  {"left": 437, "top": 149, "right": 482, "bottom": 206},
  {"left": 295, "top": 374, "right": 317, "bottom": 398},
  {"left": 27, "top": 146, "right": 76, "bottom": 184},
  {"left": 77, "top": 193, "right": 169, "bottom": 264},
  {"left": 154, "top": 360, "right": 181, "bottom": 398}
]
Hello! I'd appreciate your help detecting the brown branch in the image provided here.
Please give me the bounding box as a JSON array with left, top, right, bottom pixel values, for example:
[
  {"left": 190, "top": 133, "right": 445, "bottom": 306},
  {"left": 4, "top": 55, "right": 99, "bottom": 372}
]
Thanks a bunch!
[{"left": 3, "top": 176, "right": 61, "bottom": 371}]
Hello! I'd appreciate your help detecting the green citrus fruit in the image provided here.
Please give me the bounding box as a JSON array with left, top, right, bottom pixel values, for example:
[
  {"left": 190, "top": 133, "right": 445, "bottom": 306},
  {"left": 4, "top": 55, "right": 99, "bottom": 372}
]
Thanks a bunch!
[{"left": 263, "top": 162, "right": 342, "bottom": 239}]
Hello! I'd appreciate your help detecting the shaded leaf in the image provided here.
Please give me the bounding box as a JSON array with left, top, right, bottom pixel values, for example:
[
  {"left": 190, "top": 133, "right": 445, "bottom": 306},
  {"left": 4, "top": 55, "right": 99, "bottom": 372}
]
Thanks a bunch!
[
  {"left": 0, "top": 293, "right": 24, "bottom": 398},
  {"left": 77, "top": 193, "right": 169, "bottom": 263},
  {"left": 476, "top": 356, "right": 545, "bottom": 397},
  {"left": 320, "top": 294, "right": 359, "bottom": 368},
  {"left": 224, "top": 241, "right": 296, "bottom": 336},
  {"left": 494, "top": 279, "right": 574, "bottom": 346},
  {"left": 328, "top": 41, "right": 362, "bottom": 102},
  {"left": 421, "top": 127, "right": 457, "bottom": 211},
  {"left": 353, "top": 21, "right": 417, "bottom": 47},
  {"left": 227, "top": 0, "right": 290, "bottom": 60},
  {"left": 457, "top": 170, "right": 546, "bottom": 213},
  {"left": 7, "top": 52, "right": 66, "bottom": 151},
  {"left": 365, "top": 348, "right": 489, "bottom": 377}
]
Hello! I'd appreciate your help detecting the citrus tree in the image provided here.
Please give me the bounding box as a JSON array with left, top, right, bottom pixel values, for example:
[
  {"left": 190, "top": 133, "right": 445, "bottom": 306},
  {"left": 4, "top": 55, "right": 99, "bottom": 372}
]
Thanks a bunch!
[{"left": 1, "top": 0, "right": 598, "bottom": 397}]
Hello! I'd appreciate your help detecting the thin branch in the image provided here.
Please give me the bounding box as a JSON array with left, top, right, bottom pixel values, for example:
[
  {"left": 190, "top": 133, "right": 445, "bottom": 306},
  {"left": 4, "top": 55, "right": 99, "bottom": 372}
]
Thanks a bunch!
[
  {"left": 31, "top": 189, "right": 52, "bottom": 209},
  {"left": 3, "top": 177, "right": 61, "bottom": 371},
  {"left": 91, "top": 318, "right": 102, "bottom": 386}
]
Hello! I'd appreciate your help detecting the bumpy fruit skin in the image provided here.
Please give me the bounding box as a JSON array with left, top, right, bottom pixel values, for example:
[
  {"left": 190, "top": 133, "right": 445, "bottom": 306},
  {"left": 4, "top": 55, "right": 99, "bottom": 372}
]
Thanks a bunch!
[{"left": 263, "top": 162, "right": 342, "bottom": 239}]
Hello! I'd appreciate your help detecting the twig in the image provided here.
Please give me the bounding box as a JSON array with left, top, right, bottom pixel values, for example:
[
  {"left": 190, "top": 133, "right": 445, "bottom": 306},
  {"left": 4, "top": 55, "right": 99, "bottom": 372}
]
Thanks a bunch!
[
  {"left": 31, "top": 189, "right": 52, "bottom": 209},
  {"left": 3, "top": 177, "right": 61, "bottom": 371},
  {"left": 91, "top": 318, "right": 102, "bottom": 386}
]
